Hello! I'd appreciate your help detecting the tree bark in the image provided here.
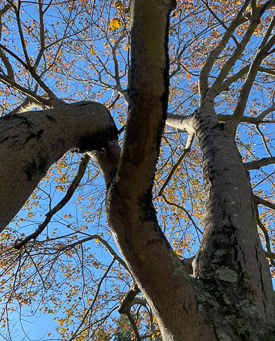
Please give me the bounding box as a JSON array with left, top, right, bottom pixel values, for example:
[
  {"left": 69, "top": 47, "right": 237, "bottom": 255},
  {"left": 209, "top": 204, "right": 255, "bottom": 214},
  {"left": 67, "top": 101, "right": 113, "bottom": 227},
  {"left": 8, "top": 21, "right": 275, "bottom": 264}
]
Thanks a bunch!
[
  {"left": 193, "top": 102, "right": 275, "bottom": 339},
  {"left": 0, "top": 101, "right": 118, "bottom": 230},
  {"left": 106, "top": 1, "right": 203, "bottom": 340}
]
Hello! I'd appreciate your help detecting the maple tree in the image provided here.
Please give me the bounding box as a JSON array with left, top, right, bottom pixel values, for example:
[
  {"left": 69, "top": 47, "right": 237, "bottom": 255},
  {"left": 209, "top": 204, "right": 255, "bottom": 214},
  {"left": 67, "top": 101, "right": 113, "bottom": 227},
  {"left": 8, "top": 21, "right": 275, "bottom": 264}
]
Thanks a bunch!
[{"left": 0, "top": 0, "right": 275, "bottom": 340}]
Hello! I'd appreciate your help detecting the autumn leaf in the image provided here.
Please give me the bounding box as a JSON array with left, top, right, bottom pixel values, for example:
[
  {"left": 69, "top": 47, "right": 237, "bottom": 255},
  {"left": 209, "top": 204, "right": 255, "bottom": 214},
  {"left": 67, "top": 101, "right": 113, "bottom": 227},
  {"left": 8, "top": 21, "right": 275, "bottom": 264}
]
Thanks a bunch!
[{"left": 110, "top": 18, "right": 122, "bottom": 30}]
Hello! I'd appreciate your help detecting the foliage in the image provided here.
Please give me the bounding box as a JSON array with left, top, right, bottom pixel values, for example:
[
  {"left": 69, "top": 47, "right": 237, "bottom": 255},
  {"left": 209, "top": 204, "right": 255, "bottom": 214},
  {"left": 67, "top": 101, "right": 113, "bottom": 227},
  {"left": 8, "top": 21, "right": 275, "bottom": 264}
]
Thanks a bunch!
[{"left": 0, "top": 0, "right": 274, "bottom": 340}]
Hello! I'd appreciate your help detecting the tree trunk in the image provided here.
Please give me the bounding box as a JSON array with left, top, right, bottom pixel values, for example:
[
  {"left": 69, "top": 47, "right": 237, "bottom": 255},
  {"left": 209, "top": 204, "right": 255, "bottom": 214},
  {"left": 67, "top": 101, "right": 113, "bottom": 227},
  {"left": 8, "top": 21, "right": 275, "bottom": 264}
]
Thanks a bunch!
[
  {"left": 0, "top": 101, "right": 118, "bottom": 230},
  {"left": 192, "top": 102, "right": 275, "bottom": 340}
]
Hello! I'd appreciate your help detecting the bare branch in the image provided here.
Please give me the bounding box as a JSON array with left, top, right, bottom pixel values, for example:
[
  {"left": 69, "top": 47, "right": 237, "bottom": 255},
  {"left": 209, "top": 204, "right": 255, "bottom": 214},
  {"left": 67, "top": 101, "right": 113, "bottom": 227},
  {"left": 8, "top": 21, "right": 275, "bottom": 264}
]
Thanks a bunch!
[
  {"left": 158, "top": 144, "right": 193, "bottom": 197},
  {"left": 199, "top": 0, "right": 250, "bottom": 99},
  {"left": 219, "top": 65, "right": 250, "bottom": 93},
  {"left": 0, "top": 49, "right": 14, "bottom": 81},
  {"left": 119, "top": 284, "right": 148, "bottom": 341},
  {"left": 210, "top": 12, "right": 263, "bottom": 97},
  {"left": 256, "top": 103, "right": 275, "bottom": 120},
  {"left": 34, "top": 0, "right": 46, "bottom": 69},
  {"left": 245, "top": 157, "right": 275, "bottom": 170},
  {"left": 217, "top": 113, "right": 274, "bottom": 124},
  {"left": 256, "top": 125, "right": 273, "bottom": 157},
  {"left": 14, "top": 154, "right": 90, "bottom": 249},
  {"left": 201, "top": 0, "right": 239, "bottom": 47},
  {"left": 0, "top": 39, "right": 59, "bottom": 101},
  {"left": 59, "top": 234, "right": 129, "bottom": 273},
  {"left": 227, "top": 14, "right": 275, "bottom": 133},
  {"left": 119, "top": 284, "right": 142, "bottom": 314},
  {"left": 254, "top": 195, "right": 275, "bottom": 211},
  {"left": 68, "top": 259, "right": 115, "bottom": 341},
  {"left": 0, "top": 73, "right": 51, "bottom": 106},
  {"left": 254, "top": 197, "right": 274, "bottom": 265},
  {"left": 161, "top": 194, "right": 203, "bottom": 236}
]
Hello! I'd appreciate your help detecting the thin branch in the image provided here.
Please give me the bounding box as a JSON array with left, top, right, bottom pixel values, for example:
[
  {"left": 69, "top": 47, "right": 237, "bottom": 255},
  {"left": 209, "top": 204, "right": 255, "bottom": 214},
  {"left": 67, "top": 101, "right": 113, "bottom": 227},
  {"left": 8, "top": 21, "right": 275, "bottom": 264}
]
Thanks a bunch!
[
  {"left": 245, "top": 157, "right": 275, "bottom": 170},
  {"left": 254, "top": 197, "right": 274, "bottom": 266},
  {"left": 199, "top": 0, "right": 250, "bottom": 99},
  {"left": 161, "top": 194, "right": 203, "bottom": 236},
  {"left": 0, "top": 41, "right": 59, "bottom": 101},
  {"left": 227, "top": 12, "right": 275, "bottom": 133},
  {"left": 34, "top": 0, "right": 46, "bottom": 69},
  {"left": 0, "top": 73, "right": 50, "bottom": 105},
  {"left": 12, "top": 0, "right": 32, "bottom": 67},
  {"left": 210, "top": 10, "right": 263, "bottom": 97},
  {"left": 119, "top": 284, "right": 147, "bottom": 341},
  {"left": 14, "top": 154, "right": 90, "bottom": 249},
  {"left": 59, "top": 234, "right": 129, "bottom": 272},
  {"left": 201, "top": 0, "right": 239, "bottom": 47},
  {"left": 119, "top": 284, "right": 142, "bottom": 314},
  {"left": 252, "top": 170, "right": 275, "bottom": 189},
  {"left": 256, "top": 125, "right": 272, "bottom": 157},
  {"left": 219, "top": 65, "right": 250, "bottom": 93},
  {"left": 256, "top": 102, "right": 275, "bottom": 121},
  {"left": 125, "top": 310, "right": 142, "bottom": 341},
  {"left": 158, "top": 144, "right": 193, "bottom": 197},
  {"left": 254, "top": 195, "right": 275, "bottom": 211},
  {"left": 68, "top": 259, "right": 115, "bottom": 341},
  {"left": 0, "top": 49, "right": 14, "bottom": 81}
]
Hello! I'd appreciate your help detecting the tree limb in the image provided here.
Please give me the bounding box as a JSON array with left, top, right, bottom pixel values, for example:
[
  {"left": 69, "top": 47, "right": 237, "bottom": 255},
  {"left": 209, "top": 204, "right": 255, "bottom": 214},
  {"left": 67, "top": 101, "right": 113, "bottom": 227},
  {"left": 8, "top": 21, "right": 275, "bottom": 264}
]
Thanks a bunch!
[
  {"left": 245, "top": 157, "right": 275, "bottom": 170},
  {"left": 0, "top": 101, "right": 118, "bottom": 230},
  {"left": 199, "top": 0, "right": 250, "bottom": 100},
  {"left": 254, "top": 195, "right": 275, "bottom": 211},
  {"left": 14, "top": 154, "right": 90, "bottom": 249}
]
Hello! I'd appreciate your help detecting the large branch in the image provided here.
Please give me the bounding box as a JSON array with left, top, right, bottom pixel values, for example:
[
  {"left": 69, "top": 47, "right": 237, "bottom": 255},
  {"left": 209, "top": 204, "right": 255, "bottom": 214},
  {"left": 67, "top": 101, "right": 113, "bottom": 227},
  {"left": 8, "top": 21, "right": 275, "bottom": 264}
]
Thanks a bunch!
[
  {"left": 106, "top": 1, "right": 199, "bottom": 340},
  {"left": 0, "top": 101, "right": 118, "bottom": 231}
]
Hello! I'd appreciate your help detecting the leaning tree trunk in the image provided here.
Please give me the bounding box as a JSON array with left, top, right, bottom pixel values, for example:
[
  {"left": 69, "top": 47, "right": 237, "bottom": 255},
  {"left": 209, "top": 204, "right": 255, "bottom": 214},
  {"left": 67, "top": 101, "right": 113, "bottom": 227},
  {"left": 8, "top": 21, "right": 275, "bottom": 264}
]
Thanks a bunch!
[{"left": 0, "top": 101, "right": 119, "bottom": 230}]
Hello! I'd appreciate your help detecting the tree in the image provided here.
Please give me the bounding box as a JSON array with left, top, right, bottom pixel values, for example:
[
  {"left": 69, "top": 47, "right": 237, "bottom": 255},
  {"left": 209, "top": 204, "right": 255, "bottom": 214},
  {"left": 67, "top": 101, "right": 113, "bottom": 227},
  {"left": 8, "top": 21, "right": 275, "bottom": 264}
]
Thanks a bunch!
[{"left": 0, "top": 0, "right": 275, "bottom": 340}]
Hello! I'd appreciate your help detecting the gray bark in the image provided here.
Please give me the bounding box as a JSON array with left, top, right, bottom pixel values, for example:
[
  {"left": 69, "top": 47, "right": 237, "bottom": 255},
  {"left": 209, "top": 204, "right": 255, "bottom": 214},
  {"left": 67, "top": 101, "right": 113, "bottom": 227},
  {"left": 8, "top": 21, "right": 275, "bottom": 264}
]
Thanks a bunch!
[
  {"left": 193, "top": 103, "right": 275, "bottom": 339},
  {"left": 0, "top": 101, "right": 118, "bottom": 230},
  {"left": 0, "top": 1, "right": 274, "bottom": 340}
]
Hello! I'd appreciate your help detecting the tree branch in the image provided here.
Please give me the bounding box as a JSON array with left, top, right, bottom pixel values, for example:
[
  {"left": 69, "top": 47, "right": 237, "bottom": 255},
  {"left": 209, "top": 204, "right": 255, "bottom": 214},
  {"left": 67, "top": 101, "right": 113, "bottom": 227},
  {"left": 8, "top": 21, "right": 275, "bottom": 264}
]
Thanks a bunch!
[
  {"left": 0, "top": 101, "right": 118, "bottom": 230},
  {"left": 68, "top": 259, "right": 115, "bottom": 341},
  {"left": 14, "top": 154, "right": 90, "bottom": 249},
  {"left": 199, "top": 0, "right": 250, "bottom": 100},
  {"left": 227, "top": 14, "right": 275, "bottom": 133},
  {"left": 254, "top": 195, "right": 275, "bottom": 211},
  {"left": 245, "top": 157, "right": 275, "bottom": 170},
  {"left": 158, "top": 144, "right": 193, "bottom": 197}
]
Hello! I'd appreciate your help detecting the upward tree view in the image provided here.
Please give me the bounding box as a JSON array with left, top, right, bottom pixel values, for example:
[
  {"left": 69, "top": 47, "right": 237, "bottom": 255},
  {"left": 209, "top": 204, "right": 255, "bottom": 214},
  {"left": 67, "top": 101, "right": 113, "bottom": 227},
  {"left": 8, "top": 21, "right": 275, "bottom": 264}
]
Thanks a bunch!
[{"left": 0, "top": 0, "right": 275, "bottom": 340}]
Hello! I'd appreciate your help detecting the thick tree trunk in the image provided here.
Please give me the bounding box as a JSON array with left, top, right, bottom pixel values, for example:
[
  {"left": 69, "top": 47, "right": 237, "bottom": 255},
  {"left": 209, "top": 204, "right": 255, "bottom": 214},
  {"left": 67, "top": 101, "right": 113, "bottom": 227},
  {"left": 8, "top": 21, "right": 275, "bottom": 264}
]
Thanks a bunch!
[
  {"left": 192, "top": 102, "right": 275, "bottom": 339},
  {"left": 0, "top": 1, "right": 274, "bottom": 340},
  {"left": 0, "top": 101, "right": 118, "bottom": 230},
  {"left": 106, "top": 1, "right": 203, "bottom": 340}
]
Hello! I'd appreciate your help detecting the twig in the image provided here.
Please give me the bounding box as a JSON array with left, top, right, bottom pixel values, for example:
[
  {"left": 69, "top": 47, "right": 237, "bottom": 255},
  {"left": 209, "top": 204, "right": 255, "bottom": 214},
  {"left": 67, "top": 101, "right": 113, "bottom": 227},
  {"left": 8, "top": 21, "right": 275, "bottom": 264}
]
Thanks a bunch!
[
  {"left": 68, "top": 259, "right": 115, "bottom": 341},
  {"left": 158, "top": 137, "right": 193, "bottom": 197},
  {"left": 14, "top": 154, "right": 90, "bottom": 249},
  {"left": 161, "top": 194, "right": 203, "bottom": 236}
]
